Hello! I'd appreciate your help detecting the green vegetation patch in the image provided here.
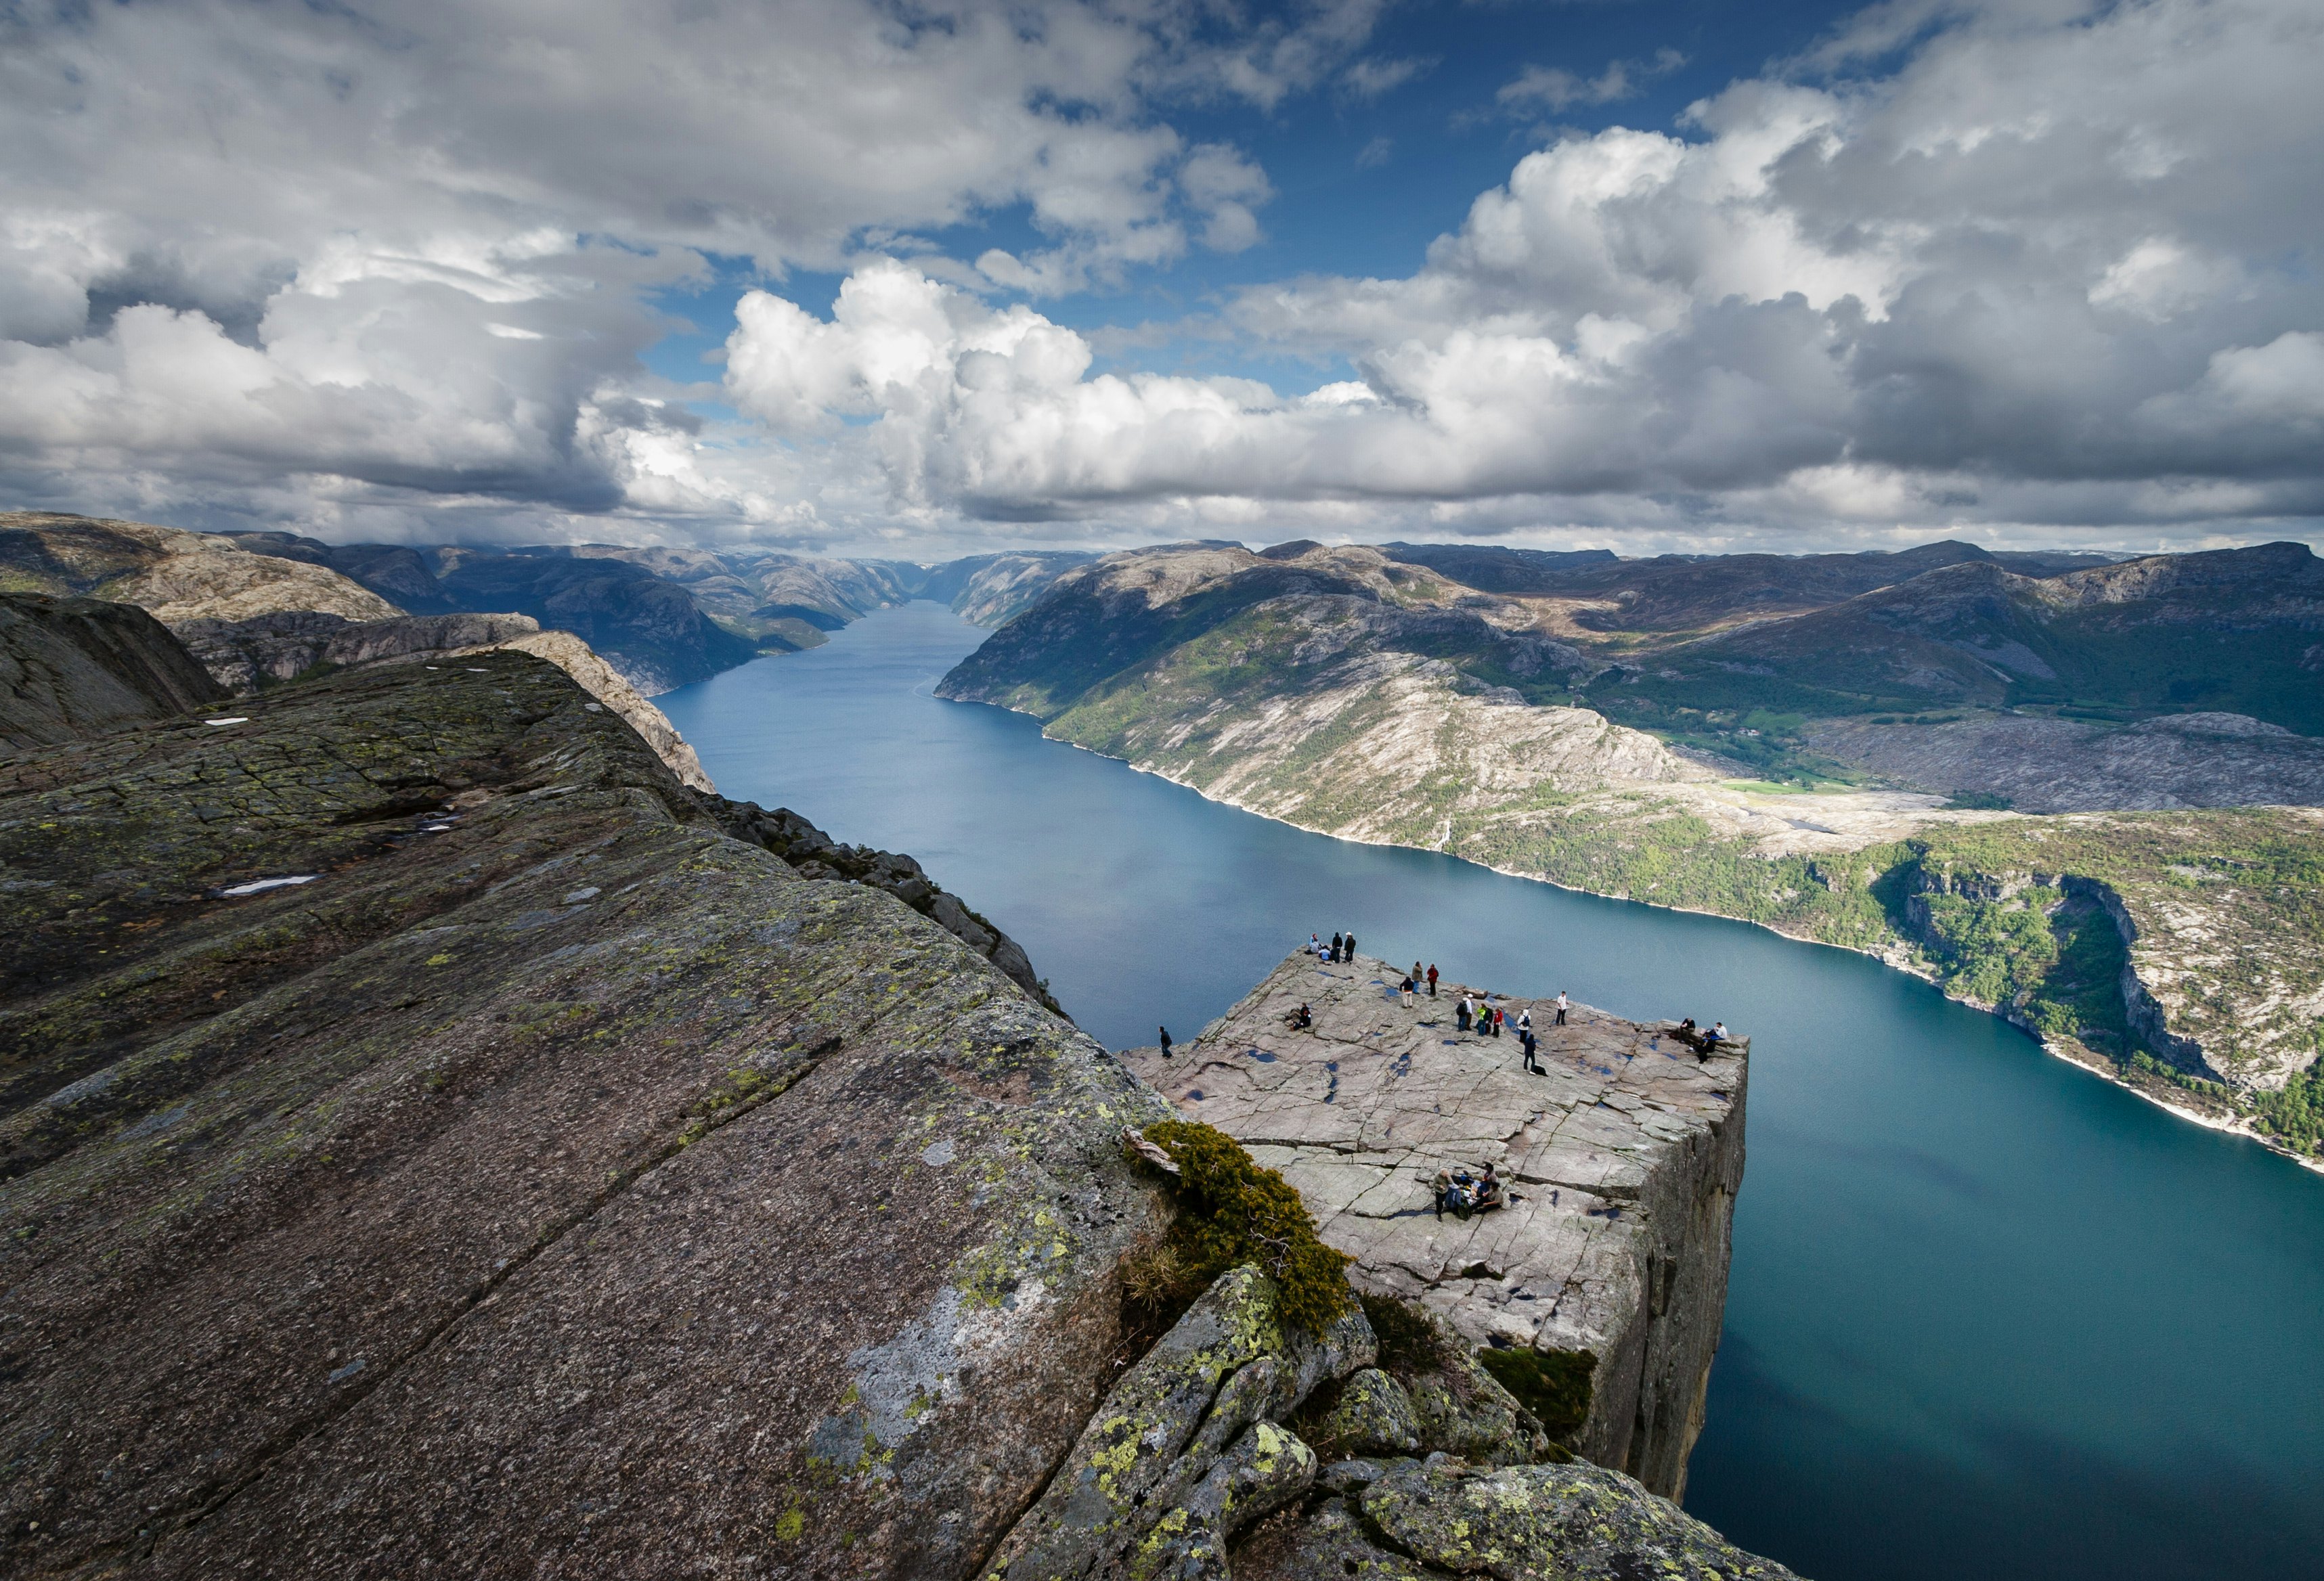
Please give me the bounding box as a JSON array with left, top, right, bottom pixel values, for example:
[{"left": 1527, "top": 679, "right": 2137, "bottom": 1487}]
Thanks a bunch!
[
  {"left": 1137, "top": 1119, "right": 1353, "bottom": 1335},
  {"left": 1475, "top": 1347, "right": 1597, "bottom": 1440}
]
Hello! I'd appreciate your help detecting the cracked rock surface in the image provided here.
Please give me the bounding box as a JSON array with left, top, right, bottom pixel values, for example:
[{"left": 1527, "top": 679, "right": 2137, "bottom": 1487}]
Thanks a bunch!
[
  {"left": 0, "top": 650, "right": 1171, "bottom": 1579},
  {"left": 1122, "top": 954, "right": 1747, "bottom": 1499},
  {"left": 1237, "top": 1456, "right": 1799, "bottom": 1581}
]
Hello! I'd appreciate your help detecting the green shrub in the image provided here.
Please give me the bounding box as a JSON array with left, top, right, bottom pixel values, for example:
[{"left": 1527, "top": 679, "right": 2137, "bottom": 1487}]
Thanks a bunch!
[{"left": 1137, "top": 1120, "right": 1355, "bottom": 1335}]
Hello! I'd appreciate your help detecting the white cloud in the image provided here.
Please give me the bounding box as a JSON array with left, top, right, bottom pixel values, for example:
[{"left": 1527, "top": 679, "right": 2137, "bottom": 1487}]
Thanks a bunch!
[
  {"left": 724, "top": 0, "right": 2324, "bottom": 545},
  {"left": 0, "top": 0, "right": 1320, "bottom": 543},
  {"left": 3, "top": 0, "right": 2319, "bottom": 555}
]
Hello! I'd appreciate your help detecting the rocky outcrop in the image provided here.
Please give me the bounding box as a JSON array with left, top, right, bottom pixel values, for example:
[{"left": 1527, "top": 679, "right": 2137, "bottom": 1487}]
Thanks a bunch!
[
  {"left": 450, "top": 625, "right": 716, "bottom": 793},
  {"left": 984, "top": 1262, "right": 1793, "bottom": 1581},
  {"left": 171, "top": 609, "right": 544, "bottom": 693},
  {"left": 1240, "top": 1455, "right": 1798, "bottom": 1580},
  {"left": 0, "top": 512, "right": 399, "bottom": 625},
  {"left": 1122, "top": 953, "right": 1747, "bottom": 1501},
  {"left": 0, "top": 591, "right": 227, "bottom": 754},
  {"left": 0, "top": 648, "right": 1179, "bottom": 1579}
]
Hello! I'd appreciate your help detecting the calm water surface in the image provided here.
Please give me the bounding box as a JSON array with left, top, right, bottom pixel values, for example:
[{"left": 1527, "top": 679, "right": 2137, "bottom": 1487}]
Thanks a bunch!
[{"left": 661, "top": 602, "right": 2324, "bottom": 1581}]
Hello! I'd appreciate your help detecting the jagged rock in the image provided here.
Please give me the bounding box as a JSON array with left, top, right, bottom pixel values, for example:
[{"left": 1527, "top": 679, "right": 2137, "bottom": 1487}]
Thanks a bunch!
[
  {"left": 1132, "top": 1421, "right": 1318, "bottom": 1580},
  {"left": 1317, "top": 1369, "right": 1423, "bottom": 1457},
  {"left": 0, "top": 648, "right": 1172, "bottom": 1579},
  {"left": 1344, "top": 1456, "right": 1801, "bottom": 1580},
  {"left": 1123, "top": 953, "right": 1747, "bottom": 1500},
  {"left": 0, "top": 591, "right": 225, "bottom": 754},
  {"left": 988, "top": 1264, "right": 1375, "bottom": 1581}
]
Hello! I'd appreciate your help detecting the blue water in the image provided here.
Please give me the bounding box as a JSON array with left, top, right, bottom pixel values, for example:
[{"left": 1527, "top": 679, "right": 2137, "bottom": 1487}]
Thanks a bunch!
[{"left": 661, "top": 602, "right": 2324, "bottom": 1581}]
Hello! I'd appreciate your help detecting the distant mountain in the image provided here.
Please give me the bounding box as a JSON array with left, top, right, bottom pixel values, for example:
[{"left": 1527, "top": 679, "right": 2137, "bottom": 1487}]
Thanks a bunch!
[
  {"left": 915, "top": 550, "right": 1099, "bottom": 626},
  {"left": 934, "top": 535, "right": 2324, "bottom": 1151},
  {"left": 1595, "top": 543, "right": 2324, "bottom": 761},
  {"left": 1, "top": 514, "right": 399, "bottom": 625}
]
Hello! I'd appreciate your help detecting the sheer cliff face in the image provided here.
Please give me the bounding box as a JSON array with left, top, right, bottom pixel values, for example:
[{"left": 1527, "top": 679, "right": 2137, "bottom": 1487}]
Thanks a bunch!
[
  {"left": 1121, "top": 954, "right": 1745, "bottom": 1503},
  {"left": 0, "top": 650, "right": 1177, "bottom": 1579}
]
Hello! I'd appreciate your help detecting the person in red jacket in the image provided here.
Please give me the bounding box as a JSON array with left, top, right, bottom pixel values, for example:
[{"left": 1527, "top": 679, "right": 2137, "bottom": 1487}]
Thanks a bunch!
[{"left": 1425, "top": 963, "right": 1439, "bottom": 996}]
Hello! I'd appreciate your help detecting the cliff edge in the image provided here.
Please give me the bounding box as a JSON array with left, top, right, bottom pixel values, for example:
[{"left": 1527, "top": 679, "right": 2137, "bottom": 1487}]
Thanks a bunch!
[{"left": 1122, "top": 952, "right": 1745, "bottom": 1501}]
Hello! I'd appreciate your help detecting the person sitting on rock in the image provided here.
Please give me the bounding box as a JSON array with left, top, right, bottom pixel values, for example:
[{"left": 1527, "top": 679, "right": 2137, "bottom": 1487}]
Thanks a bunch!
[
  {"left": 1474, "top": 1163, "right": 1506, "bottom": 1211},
  {"left": 1671, "top": 1017, "right": 1705, "bottom": 1052},
  {"left": 1288, "top": 1002, "right": 1313, "bottom": 1031},
  {"left": 1435, "top": 1167, "right": 1476, "bottom": 1220}
]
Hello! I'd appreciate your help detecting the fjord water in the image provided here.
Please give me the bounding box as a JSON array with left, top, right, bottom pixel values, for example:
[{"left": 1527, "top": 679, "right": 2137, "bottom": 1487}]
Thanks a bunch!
[{"left": 660, "top": 602, "right": 2324, "bottom": 1581}]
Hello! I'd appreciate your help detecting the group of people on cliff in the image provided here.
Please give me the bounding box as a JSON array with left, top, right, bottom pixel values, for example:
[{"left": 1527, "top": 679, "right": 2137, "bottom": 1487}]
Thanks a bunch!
[{"left": 1434, "top": 1161, "right": 1506, "bottom": 1219}]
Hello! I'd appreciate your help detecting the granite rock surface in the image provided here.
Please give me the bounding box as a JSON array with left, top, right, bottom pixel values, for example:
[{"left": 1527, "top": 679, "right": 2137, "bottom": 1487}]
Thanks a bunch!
[
  {"left": 0, "top": 650, "right": 1172, "bottom": 1580},
  {"left": 171, "top": 609, "right": 544, "bottom": 694},
  {"left": 0, "top": 591, "right": 227, "bottom": 755},
  {"left": 1122, "top": 954, "right": 1747, "bottom": 1500}
]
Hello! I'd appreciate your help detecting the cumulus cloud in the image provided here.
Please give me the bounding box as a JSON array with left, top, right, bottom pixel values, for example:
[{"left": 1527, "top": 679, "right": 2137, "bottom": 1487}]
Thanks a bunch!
[
  {"left": 728, "top": 0, "right": 2324, "bottom": 542},
  {"left": 3, "top": 0, "right": 2320, "bottom": 553},
  {"left": 0, "top": 0, "right": 1326, "bottom": 544}
]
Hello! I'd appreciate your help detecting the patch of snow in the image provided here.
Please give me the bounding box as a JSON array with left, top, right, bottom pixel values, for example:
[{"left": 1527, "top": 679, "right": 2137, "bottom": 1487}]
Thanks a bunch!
[{"left": 220, "top": 875, "right": 318, "bottom": 896}]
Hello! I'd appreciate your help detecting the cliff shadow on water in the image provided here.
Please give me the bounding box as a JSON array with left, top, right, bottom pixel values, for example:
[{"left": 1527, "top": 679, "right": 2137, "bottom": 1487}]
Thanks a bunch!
[{"left": 660, "top": 601, "right": 2324, "bottom": 1581}]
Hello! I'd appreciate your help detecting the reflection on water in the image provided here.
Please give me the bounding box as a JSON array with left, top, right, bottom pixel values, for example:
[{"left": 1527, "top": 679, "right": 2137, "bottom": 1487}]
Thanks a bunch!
[{"left": 661, "top": 602, "right": 2324, "bottom": 1581}]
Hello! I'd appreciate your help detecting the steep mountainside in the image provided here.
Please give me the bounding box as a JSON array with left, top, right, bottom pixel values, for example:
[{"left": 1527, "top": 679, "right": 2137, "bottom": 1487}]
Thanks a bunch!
[
  {"left": 940, "top": 540, "right": 2324, "bottom": 1163},
  {"left": 0, "top": 592, "right": 227, "bottom": 753}
]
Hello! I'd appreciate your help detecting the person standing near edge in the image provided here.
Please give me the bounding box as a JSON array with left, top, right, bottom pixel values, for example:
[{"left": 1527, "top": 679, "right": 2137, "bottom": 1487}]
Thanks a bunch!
[
  {"left": 1344, "top": 931, "right": 1357, "bottom": 962},
  {"left": 1456, "top": 995, "right": 1472, "bottom": 1033},
  {"left": 1555, "top": 990, "right": 1569, "bottom": 1026},
  {"left": 1330, "top": 931, "right": 1343, "bottom": 962},
  {"left": 1159, "top": 1026, "right": 1173, "bottom": 1059},
  {"left": 1425, "top": 963, "right": 1439, "bottom": 996}
]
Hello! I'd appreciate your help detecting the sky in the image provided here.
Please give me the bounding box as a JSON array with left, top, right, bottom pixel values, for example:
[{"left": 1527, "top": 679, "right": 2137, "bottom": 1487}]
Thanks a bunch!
[{"left": 1, "top": 0, "right": 2319, "bottom": 560}]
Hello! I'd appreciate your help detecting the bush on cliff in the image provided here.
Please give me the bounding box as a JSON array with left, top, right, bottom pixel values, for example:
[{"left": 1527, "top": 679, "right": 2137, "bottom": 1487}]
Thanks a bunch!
[{"left": 1132, "top": 1119, "right": 1354, "bottom": 1335}]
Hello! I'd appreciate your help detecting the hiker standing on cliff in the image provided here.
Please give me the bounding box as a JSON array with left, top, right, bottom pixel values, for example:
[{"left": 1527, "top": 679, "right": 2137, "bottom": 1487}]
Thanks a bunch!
[
  {"left": 1426, "top": 963, "right": 1439, "bottom": 996},
  {"left": 1159, "top": 1026, "right": 1172, "bottom": 1059},
  {"left": 1330, "top": 931, "right": 1343, "bottom": 962},
  {"left": 1344, "top": 931, "right": 1357, "bottom": 962},
  {"left": 1456, "top": 995, "right": 1473, "bottom": 1033},
  {"left": 1521, "top": 1026, "right": 1545, "bottom": 1075},
  {"left": 1555, "top": 990, "right": 1569, "bottom": 1026}
]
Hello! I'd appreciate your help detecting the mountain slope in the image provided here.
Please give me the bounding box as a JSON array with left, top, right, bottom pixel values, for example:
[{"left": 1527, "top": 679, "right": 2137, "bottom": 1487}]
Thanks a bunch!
[{"left": 938, "top": 538, "right": 2324, "bottom": 1159}]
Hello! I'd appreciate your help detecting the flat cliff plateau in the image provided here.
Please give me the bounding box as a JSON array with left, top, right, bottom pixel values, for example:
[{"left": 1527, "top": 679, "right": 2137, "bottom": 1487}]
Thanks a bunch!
[
  {"left": 0, "top": 642, "right": 1185, "bottom": 1580},
  {"left": 1121, "top": 954, "right": 1745, "bottom": 1504}
]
